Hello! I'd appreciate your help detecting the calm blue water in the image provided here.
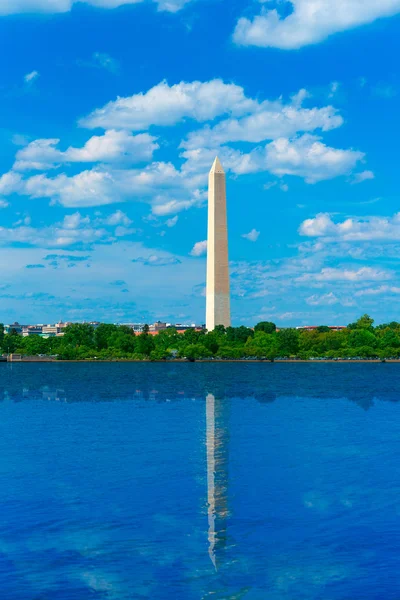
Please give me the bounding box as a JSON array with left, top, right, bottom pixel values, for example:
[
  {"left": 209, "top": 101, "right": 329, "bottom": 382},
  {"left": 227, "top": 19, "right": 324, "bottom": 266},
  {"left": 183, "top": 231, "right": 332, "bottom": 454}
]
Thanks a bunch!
[{"left": 1, "top": 363, "right": 400, "bottom": 599}]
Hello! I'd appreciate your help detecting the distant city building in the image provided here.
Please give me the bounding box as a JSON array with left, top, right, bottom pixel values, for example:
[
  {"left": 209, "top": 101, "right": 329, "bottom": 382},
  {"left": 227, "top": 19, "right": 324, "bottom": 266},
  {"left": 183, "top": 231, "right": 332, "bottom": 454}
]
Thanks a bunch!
[
  {"left": 296, "top": 326, "right": 347, "bottom": 332},
  {"left": 4, "top": 319, "right": 205, "bottom": 338},
  {"left": 149, "top": 321, "right": 168, "bottom": 332},
  {"left": 5, "top": 322, "right": 23, "bottom": 335},
  {"left": 22, "top": 325, "right": 43, "bottom": 337}
]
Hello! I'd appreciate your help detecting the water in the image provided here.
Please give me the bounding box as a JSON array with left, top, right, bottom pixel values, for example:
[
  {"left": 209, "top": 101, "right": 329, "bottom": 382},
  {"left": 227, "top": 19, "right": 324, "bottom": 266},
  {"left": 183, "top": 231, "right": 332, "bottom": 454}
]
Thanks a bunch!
[{"left": 1, "top": 363, "right": 400, "bottom": 599}]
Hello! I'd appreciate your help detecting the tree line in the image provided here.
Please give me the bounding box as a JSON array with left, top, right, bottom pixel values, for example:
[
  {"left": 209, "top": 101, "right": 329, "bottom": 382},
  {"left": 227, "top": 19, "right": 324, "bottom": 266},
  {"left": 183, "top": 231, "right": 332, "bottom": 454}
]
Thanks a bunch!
[{"left": 1, "top": 314, "right": 400, "bottom": 360}]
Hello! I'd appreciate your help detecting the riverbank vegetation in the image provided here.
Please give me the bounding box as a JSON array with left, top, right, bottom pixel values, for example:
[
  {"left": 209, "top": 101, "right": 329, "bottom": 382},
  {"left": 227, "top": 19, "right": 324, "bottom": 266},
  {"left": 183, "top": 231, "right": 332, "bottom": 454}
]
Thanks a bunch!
[{"left": 1, "top": 314, "right": 400, "bottom": 361}]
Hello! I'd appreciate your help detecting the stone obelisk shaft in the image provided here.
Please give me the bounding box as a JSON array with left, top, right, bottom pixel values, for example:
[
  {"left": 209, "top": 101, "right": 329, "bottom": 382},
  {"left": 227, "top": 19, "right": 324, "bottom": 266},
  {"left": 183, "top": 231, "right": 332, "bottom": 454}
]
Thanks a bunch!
[{"left": 206, "top": 157, "right": 231, "bottom": 331}]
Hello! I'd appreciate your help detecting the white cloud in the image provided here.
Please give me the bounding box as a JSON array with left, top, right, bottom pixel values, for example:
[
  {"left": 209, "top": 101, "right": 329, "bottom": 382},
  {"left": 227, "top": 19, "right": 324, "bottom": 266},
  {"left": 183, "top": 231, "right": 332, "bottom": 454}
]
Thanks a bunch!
[
  {"left": 351, "top": 170, "right": 375, "bottom": 184},
  {"left": 14, "top": 130, "right": 158, "bottom": 170},
  {"left": 242, "top": 228, "right": 260, "bottom": 242},
  {"left": 328, "top": 81, "right": 340, "bottom": 98},
  {"left": 0, "top": 161, "right": 187, "bottom": 208},
  {"left": 300, "top": 213, "right": 335, "bottom": 237},
  {"left": 298, "top": 266, "right": 392, "bottom": 282},
  {"left": 80, "top": 79, "right": 255, "bottom": 130},
  {"left": 0, "top": 171, "right": 24, "bottom": 195},
  {"left": 165, "top": 215, "right": 178, "bottom": 227},
  {"left": 0, "top": 79, "right": 369, "bottom": 211},
  {"left": 227, "top": 135, "right": 364, "bottom": 183},
  {"left": 0, "top": 0, "right": 193, "bottom": 15},
  {"left": 0, "top": 210, "right": 137, "bottom": 249},
  {"left": 233, "top": 0, "right": 400, "bottom": 49},
  {"left": 355, "top": 285, "right": 400, "bottom": 296},
  {"left": 181, "top": 134, "right": 363, "bottom": 183},
  {"left": 299, "top": 212, "right": 400, "bottom": 241},
  {"left": 62, "top": 212, "right": 90, "bottom": 229},
  {"left": 190, "top": 240, "right": 207, "bottom": 256},
  {"left": 0, "top": 222, "right": 107, "bottom": 249},
  {"left": 103, "top": 210, "right": 132, "bottom": 226},
  {"left": 182, "top": 94, "right": 343, "bottom": 148},
  {"left": 24, "top": 70, "right": 39, "bottom": 84},
  {"left": 263, "top": 135, "right": 364, "bottom": 183},
  {"left": 306, "top": 292, "right": 339, "bottom": 306},
  {"left": 152, "top": 191, "right": 205, "bottom": 215},
  {"left": 132, "top": 255, "right": 181, "bottom": 266}
]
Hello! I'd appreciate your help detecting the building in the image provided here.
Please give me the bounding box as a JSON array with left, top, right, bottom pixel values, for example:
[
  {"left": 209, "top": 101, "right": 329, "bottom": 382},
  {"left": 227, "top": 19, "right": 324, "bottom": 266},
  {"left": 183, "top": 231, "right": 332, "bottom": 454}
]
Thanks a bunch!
[
  {"left": 296, "top": 326, "right": 347, "bottom": 332},
  {"left": 22, "top": 325, "right": 43, "bottom": 337},
  {"left": 206, "top": 157, "right": 231, "bottom": 332},
  {"left": 149, "top": 321, "right": 168, "bottom": 332},
  {"left": 5, "top": 322, "right": 24, "bottom": 335}
]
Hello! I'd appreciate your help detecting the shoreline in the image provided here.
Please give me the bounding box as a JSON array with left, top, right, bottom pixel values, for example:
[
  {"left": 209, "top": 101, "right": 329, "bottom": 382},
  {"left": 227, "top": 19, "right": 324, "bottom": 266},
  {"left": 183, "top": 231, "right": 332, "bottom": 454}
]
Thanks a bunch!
[{"left": 4, "top": 358, "right": 400, "bottom": 364}]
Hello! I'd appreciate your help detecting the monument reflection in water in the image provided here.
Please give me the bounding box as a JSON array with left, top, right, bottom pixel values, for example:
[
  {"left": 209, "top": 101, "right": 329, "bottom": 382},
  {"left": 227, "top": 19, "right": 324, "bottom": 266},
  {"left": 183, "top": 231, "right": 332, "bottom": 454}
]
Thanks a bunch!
[{"left": 206, "top": 392, "right": 230, "bottom": 571}]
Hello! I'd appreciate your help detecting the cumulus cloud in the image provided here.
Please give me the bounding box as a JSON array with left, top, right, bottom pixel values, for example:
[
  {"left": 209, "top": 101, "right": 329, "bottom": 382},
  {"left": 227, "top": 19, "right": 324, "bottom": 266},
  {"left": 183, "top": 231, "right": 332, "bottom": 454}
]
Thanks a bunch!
[
  {"left": 0, "top": 210, "right": 136, "bottom": 249},
  {"left": 0, "top": 0, "right": 193, "bottom": 15},
  {"left": 0, "top": 222, "right": 107, "bottom": 248},
  {"left": 299, "top": 212, "right": 400, "bottom": 241},
  {"left": 182, "top": 96, "right": 343, "bottom": 149},
  {"left": 14, "top": 130, "right": 158, "bottom": 170},
  {"left": 103, "top": 209, "right": 132, "bottom": 226},
  {"left": 0, "top": 162, "right": 184, "bottom": 208},
  {"left": 233, "top": 0, "right": 400, "bottom": 49},
  {"left": 298, "top": 266, "right": 392, "bottom": 282},
  {"left": 151, "top": 191, "right": 205, "bottom": 216},
  {"left": 263, "top": 135, "right": 364, "bottom": 183},
  {"left": 242, "top": 228, "right": 260, "bottom": 242},
  {"left": 81, "top": 79, "right": 255, "bottom": 130},
  {"left": 351, "top": 170, "right": 375, "bottom": 184},
  {"left": 306, "top": 292, "right": 339, "bottom": 306},
  {"left": 190, "top": 240, "right": 207, "bottom": 256},
  {"left": 355, "top": 285, "right": 400, "bottom": 296},
  {"left": 132, "top": 255, "right": 181, "bottom": 266},
  {"left": 0, "top": 78, "right": 369, "bottom": 211},
  {"left": 181, "top": 134, "right": 363, "bottom": 183},
  {"left": 223, "top": 135, "right": 364, "bottom": 183}
]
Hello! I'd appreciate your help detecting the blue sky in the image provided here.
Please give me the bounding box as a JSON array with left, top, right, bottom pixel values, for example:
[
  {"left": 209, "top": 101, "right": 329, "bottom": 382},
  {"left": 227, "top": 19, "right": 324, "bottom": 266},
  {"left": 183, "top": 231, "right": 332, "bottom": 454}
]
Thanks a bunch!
[{"left": 0, "top": 0, "right": 400, "bottom": 326}]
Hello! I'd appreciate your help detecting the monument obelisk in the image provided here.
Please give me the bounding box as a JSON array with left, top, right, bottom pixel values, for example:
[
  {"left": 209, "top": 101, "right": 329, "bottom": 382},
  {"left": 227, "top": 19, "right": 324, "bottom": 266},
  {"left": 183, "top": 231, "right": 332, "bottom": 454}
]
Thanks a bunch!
[{"left": 206, "top": 157, "right": 231, "bottom": 331}]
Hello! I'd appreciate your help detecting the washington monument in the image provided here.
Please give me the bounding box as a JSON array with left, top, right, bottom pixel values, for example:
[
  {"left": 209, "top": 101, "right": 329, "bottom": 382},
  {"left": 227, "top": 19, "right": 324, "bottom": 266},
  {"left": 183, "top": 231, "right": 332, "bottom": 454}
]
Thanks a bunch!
[{"left": 206, "top": 157, "right": 231, "bottom": 331}]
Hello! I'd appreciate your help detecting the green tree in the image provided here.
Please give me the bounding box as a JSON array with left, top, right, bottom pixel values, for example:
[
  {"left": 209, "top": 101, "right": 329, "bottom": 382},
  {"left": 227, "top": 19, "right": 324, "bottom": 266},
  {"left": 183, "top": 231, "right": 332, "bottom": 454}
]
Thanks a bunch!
[
  {"left": 254, "top": 322, "right": 276, "bottom": 334},
  {"left": 136, "top": 331, "right": 155, "bottom": 356},
  {"left": 203, "top": 332, "right": 220, "bottom": 354},
  {"left": 63, "top": 324, "right": 95, "bottom": 348},
  {"left": 226, "top": 326, "right": 254, "bottom": 344},
  {"left": 214, "top": 325, "right": 226, "bottom": 336},
  {"left": 94, "top": 324, "right": 119, "bottom": 349},
  {"left": 277, "top": 328, "right": 299, "bottom": 356},
  {"left": 379, "top": 329, "right": 400, "bottom": 349},
  {"left": 348, "top": 314, "right": 375, "bottom": 331},
  {"left": 181, "top": 344, "right": 212, "bottom": 360},
  {"left": 3, "top": 333, "right": 19, "bottom": 354},
  {"left": 348, "top": 329, "right": 376, "bottom": 348},
  {"left": 108, "top": 331, "right": 137, "bottom": 353}
]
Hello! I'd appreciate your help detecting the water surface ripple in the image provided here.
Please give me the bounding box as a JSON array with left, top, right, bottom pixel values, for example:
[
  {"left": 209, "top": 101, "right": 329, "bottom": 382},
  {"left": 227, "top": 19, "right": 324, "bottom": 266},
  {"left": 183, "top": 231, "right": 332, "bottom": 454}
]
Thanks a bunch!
[{"left": 1, "top": 363, "right": 400, "bottom": 599}]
